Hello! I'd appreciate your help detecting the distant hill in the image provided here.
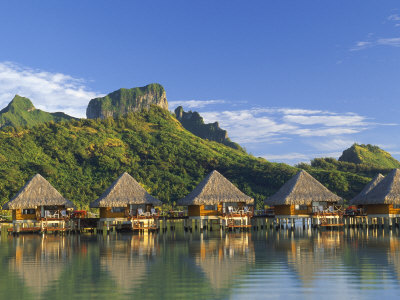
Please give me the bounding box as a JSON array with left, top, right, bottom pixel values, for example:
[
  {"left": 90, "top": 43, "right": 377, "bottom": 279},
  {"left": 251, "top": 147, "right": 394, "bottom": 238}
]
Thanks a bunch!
[
  {"left": 86, "top": 83, "right": 168, "bottom": 119},
  {"left": 174, "top": 106, "right": 244, "bottom": 151},
  {"left": 0, "top": 95, "right": 75, "bottom": 129},
  {"left": 338, "top": 144, "right": 400, "bottom": 169}
]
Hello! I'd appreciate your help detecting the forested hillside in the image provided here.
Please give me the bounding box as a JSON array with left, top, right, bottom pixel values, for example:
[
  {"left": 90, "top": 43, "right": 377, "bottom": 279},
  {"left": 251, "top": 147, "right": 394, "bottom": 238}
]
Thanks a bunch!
[
  {"left": 0, "top": 106, "right": 387, "bottom": 209},
  {"left": 339, "top": 144, "right": 400, "bottom": 168},
  {"left": 0, "top": 95, "right": 74, "bottom": 128}
]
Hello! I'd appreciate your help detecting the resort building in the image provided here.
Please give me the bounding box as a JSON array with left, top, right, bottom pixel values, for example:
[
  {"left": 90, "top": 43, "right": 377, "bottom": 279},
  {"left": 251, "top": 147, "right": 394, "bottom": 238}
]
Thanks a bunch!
[
  {"left": 177, "top": 170, "right": 254, "bottom": 230},
  {"left": 90, "top": 172, "right": 162, "bottom": 231},
  {"left": 350, "top": 174, "right": 384, "bottom": 213},
  {"left": 264, "top": 170, "right": 342, "bottom": 225},
  {"left": 350, "top": 169, "right": 400, "bottom": 217},
  {"left": 2, "top": 174, "right": 74, "bottom": 232}
]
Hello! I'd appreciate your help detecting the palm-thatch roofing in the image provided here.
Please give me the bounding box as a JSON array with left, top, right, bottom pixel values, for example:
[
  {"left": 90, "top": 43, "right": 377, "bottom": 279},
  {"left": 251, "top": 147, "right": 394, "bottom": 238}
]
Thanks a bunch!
[
  {"left": 90, "top": 172, "right": 162, "bottom": 208},
  {"left": 2, "top": 174, "right": 74, "bottom": 210},
  {"left": 350, "top": 173, "right": 384, "bottom": 205},
  {"left": 177, "top": 170, "right": 253, "bottom": 206},
  {"left": 264, "top": 170, "right": 341, "bottom": 206},
  {"left": 354, "top": 168, "right": 400, "bottom": 205}
]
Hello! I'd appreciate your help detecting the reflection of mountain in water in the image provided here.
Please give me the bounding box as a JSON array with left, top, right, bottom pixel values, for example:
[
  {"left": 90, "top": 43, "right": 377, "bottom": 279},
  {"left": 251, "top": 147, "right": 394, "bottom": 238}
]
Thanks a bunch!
[{"left": 8, "top": 236, "right": 72, "bottom": 297}]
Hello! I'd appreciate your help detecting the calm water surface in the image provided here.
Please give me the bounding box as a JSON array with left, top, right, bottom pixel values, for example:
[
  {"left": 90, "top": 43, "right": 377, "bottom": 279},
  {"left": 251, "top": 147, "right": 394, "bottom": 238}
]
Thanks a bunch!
[{"left": 1, "top": 226, "right": 400, "bottom": 299}]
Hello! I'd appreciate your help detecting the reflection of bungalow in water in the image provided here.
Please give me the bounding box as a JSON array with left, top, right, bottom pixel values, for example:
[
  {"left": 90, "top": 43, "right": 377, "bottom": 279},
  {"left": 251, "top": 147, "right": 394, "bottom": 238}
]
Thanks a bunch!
[
  {"left": 350, "top": 169, "right": 400, "bottom": 218},
  {"left": 8, "top": 236, "right": 70, "bottom": 297},
  {"left": 100, "top": 236, "right": 154, "bottom": 291},
  {"left": 177, "top": 170, "right": 254, "bottom": 229},
  {"left": 190, "top": 234, "right": 255, "bottom": 291},
  {"left": 90, "top": 172, "right": 162, "bottom": 230},
  {"left": 276, "top": 232, "right": 342, "bottom": 285},
  {"left": 2, "top": 174, "right": 74, "bottom": 231},
  {"left": 264, "top": 170, "right": 341, "bottom": 219}
]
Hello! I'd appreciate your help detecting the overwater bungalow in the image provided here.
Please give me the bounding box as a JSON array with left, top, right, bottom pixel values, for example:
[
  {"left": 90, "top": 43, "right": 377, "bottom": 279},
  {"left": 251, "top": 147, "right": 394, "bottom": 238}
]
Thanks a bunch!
[
  {"left": 350, "top": 173, "right": 384, "bottom": 214},
  {"left": 177, "top": 170, "right": 254, "bottom": 230},
  {"left": 264, "top": 170, "right": 342, "bottom": 225},
  {"left": 90, "top": 172, "right": 162, "bottom": 231},
  {"left": 2, "top": 174, "right": 74, "bottom": 232},
  {"left": 349, "top": 169, "right": 400, "bottom": 218}
]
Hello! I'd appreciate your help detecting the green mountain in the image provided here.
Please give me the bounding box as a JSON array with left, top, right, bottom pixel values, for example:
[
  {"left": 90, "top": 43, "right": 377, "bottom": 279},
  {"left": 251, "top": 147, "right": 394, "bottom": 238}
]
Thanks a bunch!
[
  {"left": 0, "top": 95, "right": 75, "bottom": 129},
  {"left": 174, "top": 106, "right": 243, "bottom": 151},
  {"left": 86, "top": 83, "right": 168, "bottom": 119},
  {"left": 0, "top": 106, "right": 372, "bottom": 209},
  {"left": 338, "top": 144, "right": 400, "bottom": 168}
]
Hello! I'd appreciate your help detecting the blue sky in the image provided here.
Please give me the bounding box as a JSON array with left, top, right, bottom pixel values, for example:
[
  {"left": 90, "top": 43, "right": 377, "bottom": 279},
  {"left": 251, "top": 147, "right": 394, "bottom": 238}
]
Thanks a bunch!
[{"left": 1, "top": 1, "right": 400, "bottom": 164}]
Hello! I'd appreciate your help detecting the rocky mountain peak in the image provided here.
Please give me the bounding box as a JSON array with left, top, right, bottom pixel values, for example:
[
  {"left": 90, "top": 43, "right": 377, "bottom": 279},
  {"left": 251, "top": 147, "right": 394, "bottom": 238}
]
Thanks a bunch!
[{"left": 86, "top": 83, "right": 168, "bottom": 119}]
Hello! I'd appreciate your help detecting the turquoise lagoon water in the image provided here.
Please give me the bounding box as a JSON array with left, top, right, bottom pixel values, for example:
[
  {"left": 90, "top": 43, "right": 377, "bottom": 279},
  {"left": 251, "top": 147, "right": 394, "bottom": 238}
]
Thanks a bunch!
[{"left": 1, "top": 226, "right": 400, "bottom": 299}]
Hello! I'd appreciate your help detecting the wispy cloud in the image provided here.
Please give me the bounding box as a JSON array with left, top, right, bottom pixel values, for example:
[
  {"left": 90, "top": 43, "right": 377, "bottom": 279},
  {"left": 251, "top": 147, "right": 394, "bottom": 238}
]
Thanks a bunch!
[
  {"left": 305, "top": 138, "right": 355, "bottom": 152},
  {"left": 200, "top": 107, "right": 376, "bottom": 143},
  {"left": 351, "top": 13, "right": 400, "bottom": 51},
  {"left": 0, "top": 61, "right": 101, "bottom": 117},
  {"left": 388, "top": 14, "right": 400, "bottom": 21},
  {"left": 169, "top": 99, "right": 226, "bottom": 109},
  {"left": 261, "top": 153, "right": 309, "bottom": 161},
  {"left": 350, "top": 38, "right": 400, "bottom": 51}
]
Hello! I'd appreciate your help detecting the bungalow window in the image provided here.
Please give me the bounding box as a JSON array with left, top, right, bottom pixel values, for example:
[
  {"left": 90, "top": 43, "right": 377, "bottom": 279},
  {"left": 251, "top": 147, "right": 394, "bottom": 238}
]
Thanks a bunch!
[
  {"left": 393, "top": 204, "right": 400, "bottom": 209},
  {"left": 22, "top": 209, "right": 35, "bottom": 215},
  {"left": 295, "top": 205, "right": 308, "bottom": 211},
  {"left": 111, "top": 207, "right": 126, "bottom": 213},
  {"left": 204, "top": 205, "right": 217, "bottom": 211}
]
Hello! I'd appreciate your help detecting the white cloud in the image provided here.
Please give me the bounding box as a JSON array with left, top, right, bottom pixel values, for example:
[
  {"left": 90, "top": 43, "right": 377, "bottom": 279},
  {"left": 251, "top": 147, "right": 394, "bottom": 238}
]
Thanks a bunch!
[
  {"left": 307, "top": 138, "right": 354, "bottom": 152},
  {"left": 293, "top": 127, "right": 363, "bottom": 137},
  {"left": 376, "top": 37, "right": 400, "bottom": 47},
  {"left": 388, "top": 14, "right": 400, "bottom": 21},
  {"left": 283, "top": 113, "right": 367, "bottom": 127},
  {"left": 262, "top": 153, "right": 309, "bottom": 161},
  {"left": 350, "top": 41, "right": 373, "bottom": 51},
  {"left": 351, "top": 37, "right": 400, "bottom": 51},
  {"left": 200, "top": 107, "right": 371, "bottom": 143},
  {"left": 168, "top": 99, "right": 226, "bottom": 110},
  {"left": 0, "top": 61, "right": 101, "bottom": 117}
]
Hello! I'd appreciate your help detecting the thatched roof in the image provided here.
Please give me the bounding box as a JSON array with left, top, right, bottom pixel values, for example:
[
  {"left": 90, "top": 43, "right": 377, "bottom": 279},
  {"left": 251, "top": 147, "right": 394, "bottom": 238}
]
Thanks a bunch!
[
  {"left": 90, "top": 172, "right": 162, "bottom": 208},
  {"left": 2, "top": 174, "right": 74, "bottom": 209},
  {"left": 356, "top": 169, "right": 400, "bottom": 205},
  {"left": 177, "top": 170, "right": 253, "bottom": 206},
  {"left": 264, "top": 170, "right": 341, "bottom": 206},
  {"left": 350, "top": 173, "right": 384, "bottom": 205}
]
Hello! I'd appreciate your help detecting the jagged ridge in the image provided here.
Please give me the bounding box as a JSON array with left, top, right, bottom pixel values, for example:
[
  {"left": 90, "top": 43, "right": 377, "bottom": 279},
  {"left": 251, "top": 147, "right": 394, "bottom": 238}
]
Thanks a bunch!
[
  {"left": 86, "top": 83, "right": 168, "bottom": 119},
  {"left": 174, "top": 106, "right": 243, "bottom": 151}
]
